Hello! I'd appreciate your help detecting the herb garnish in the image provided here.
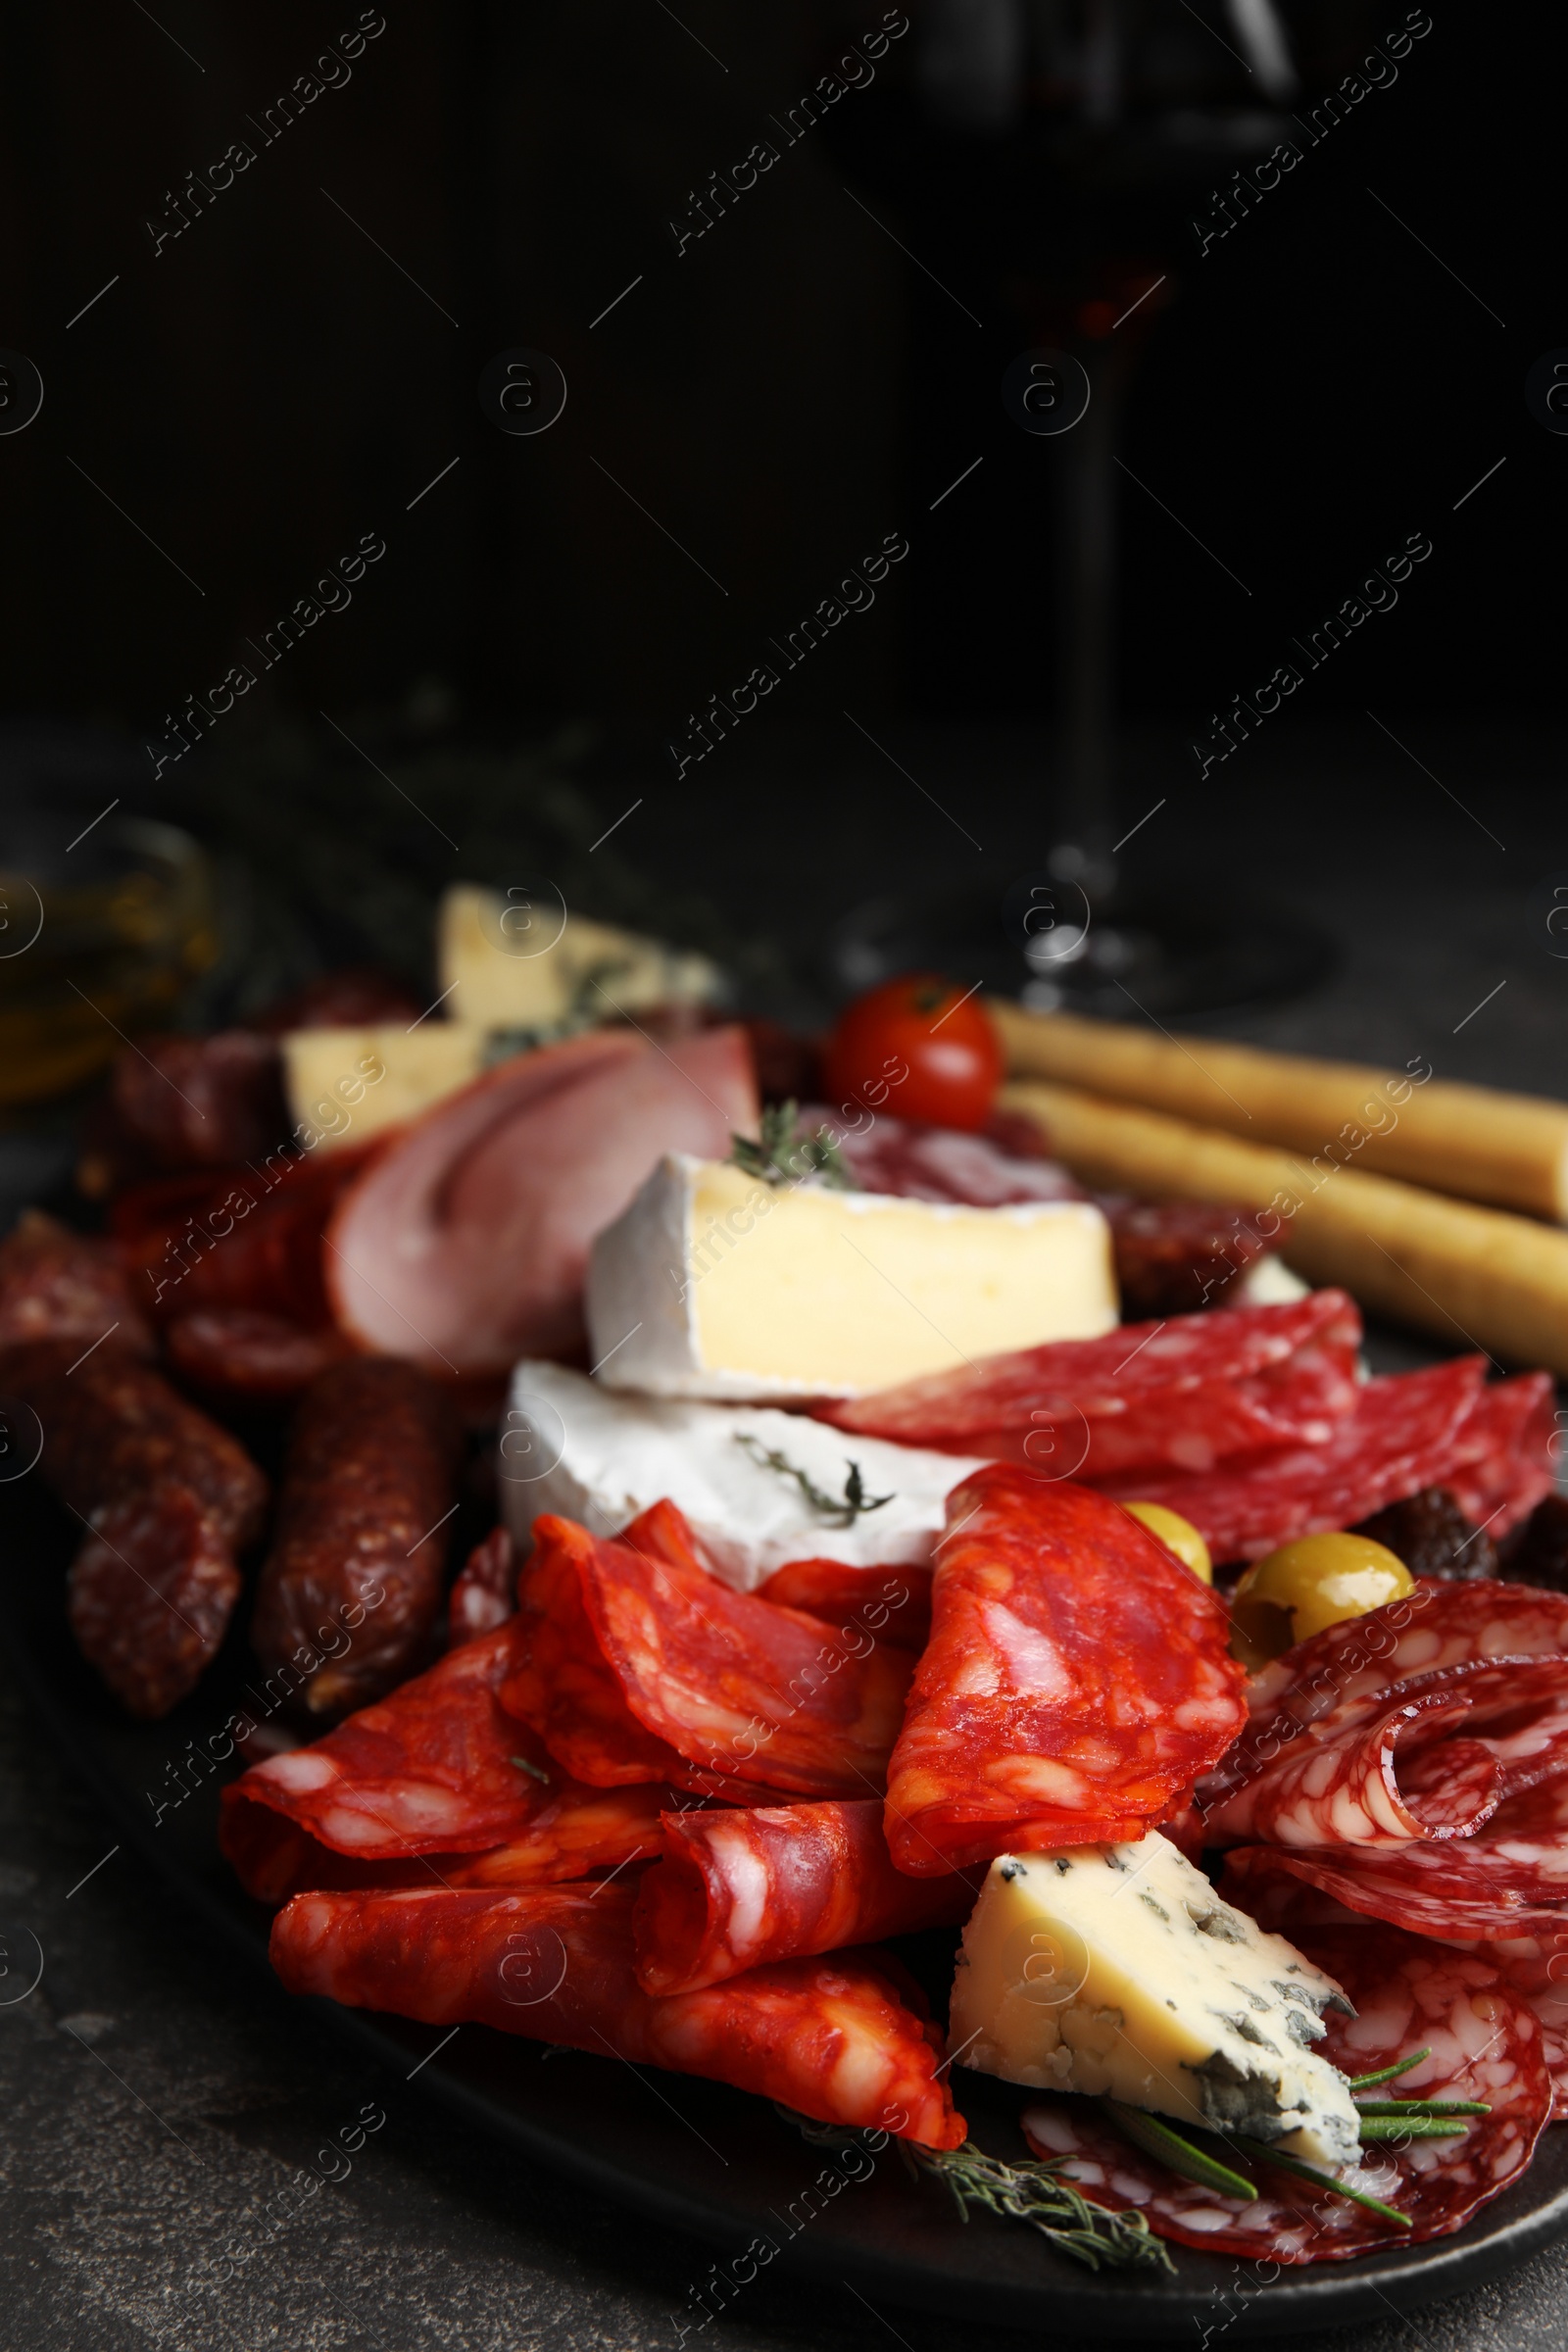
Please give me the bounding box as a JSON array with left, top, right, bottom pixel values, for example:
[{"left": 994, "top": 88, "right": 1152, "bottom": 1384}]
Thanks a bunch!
[
  {"left": 909, "top": 2141, "right": 1174, "bottom": 2275},
  {"left": 728, "top": 1101, "right": 855, "bottom": 1190},
  {"left": 511, "top": 1755, "right": 552, "bottom": 1785},
  {"left": 734, "top": 1434, "right": 895, "bottom": 1527}
]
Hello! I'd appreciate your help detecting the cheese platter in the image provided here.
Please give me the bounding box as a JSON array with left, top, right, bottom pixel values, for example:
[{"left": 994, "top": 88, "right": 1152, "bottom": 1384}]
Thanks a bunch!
[{"left": 7, "top": 883, "right": 1568, "bottom": 2336}]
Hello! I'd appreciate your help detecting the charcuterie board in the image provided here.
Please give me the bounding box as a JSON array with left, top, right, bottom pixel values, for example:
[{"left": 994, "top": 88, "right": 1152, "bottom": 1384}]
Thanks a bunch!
[{"left": 9, "top": 1417, "right": 1568, "bottom": 2344}]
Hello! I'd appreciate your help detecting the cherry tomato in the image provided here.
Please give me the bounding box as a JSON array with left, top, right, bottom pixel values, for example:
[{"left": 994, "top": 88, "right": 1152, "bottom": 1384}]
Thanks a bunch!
[{"left": 822, "top": 974, "right": 1003, "bottom": 1132}]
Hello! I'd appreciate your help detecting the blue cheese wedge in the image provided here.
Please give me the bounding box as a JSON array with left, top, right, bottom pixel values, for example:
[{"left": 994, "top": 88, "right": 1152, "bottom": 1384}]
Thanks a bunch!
[
  {"left": 585, "top": 1153, "right": 1118, "bottom": 1401},
  {"left": 499, "top": 1361, "right": 983, "bottom": 1589},
  {"left": 948, "top": 1832, "right": 1360, "bottom": 2172}
]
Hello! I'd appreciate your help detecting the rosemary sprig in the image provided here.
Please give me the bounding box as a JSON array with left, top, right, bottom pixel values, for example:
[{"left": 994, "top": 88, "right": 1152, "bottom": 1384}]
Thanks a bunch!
[
  {"left": 1348, "top": 2047, "right": 1430, "bottom": 2092},
  {"left": 510, "top": 1754, "right": 552, "bottom": 1785},
  {"left": 1229, "top": 2135, "right": 1412, "bottom": 2230},
  {"left": 1354, "top": 2098, "right": 1490, "bottom": 2119},
  {"left": 728, "top": 1101, "right": 856, "bottom": 1190},
  {"left": 1355, "top": 2118, "right": 1470, "bottom": 2142},
  {"left": 907, "top": 2141, "right": 1174, "bottom": 2275},
  {"left": 1101, "top": 2101, "right": 1257, "bottom": 2200},
  {"left": 734, "top": 1434, "right": 895, "bottom": 1528}
]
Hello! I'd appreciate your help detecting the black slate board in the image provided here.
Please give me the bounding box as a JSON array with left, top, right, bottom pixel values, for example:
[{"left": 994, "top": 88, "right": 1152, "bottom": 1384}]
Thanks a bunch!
[{"left": 6, "top": 1453, "right": 1568, "bottom": 2344}]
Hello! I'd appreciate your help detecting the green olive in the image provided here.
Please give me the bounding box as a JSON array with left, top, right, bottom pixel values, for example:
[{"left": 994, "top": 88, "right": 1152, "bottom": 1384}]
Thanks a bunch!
[
  {"left": 1122, "top": 1500, "right": 1213, "bottom": 1586},
  {"left": 1230, "top": 1531, "right": 1414, "bottom": 1665}
]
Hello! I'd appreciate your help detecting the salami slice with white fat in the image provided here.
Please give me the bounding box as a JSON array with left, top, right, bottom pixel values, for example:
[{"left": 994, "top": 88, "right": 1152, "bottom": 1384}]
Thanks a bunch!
[
  {"left": 883, "top": 1469, "right": 1246, "bottom": 1873},
  {"left": 270, "top": 1881, "right": 965, "bottom": 2148},
  {"left": 820, "top": 1292, "right": 1361, "bottom": 1479},
  {"left": 1091, "top": 1359, "right": 1490, "bottom": 1562},
  {"left": 1022, "top": 1924, "right": 1551, "bottom": 2261}
]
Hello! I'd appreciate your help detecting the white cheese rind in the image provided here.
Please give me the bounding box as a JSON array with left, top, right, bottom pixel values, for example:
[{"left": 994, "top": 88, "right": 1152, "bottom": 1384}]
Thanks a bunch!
[
  {"left": 585, "top": 1154, "right": 1119, "bottom": 1402},
  {"left": 948, "top": 1832, "right": 1360, "bottom": 2172},
  {"left": 500, "top": 1360, "right": 983, "bottom": 1590}
]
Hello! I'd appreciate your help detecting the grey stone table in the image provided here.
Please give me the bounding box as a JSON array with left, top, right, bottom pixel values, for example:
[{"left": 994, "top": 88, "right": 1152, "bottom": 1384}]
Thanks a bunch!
[{"left": 4, "top": 715, "right": 1568, "bottom": 2350}]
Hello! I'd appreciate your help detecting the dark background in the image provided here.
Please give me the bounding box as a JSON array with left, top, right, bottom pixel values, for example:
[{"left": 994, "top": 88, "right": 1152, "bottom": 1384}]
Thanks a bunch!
[{"left": 1, "top": 0, "right": 1560, "bottom": 886}]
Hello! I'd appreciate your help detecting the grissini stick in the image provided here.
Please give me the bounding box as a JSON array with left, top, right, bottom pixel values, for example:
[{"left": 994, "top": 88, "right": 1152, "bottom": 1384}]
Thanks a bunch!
[
  {"left": 1002, "top": 1077, "right": 1568, "bottom": 1377},
  {"left": 989, "top": 1001, "right": 1568, "bottom": 1223}
]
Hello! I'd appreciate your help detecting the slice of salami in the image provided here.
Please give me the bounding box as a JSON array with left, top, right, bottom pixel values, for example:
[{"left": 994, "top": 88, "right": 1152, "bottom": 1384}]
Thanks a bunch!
[
  {"left": 1469, "top": 1937, "right": 1568, "bottom": 2119},
  {"left": 1206, "top": 1580, "right": 1568, "bottom": 1819},
  {"left": 821, "top": 1292, "right": 1361, "bottom": 1477},
  {"left": 1200, "top": 1689, "right": 1499, "bottom": 1848},
  {"left": 1094, "top": 1358, "right": 1490, "bottom": 1563},
  {"left": 1445, "top": 1372, "right": 1556, "bottom": 1536},
  {"left": 883, "top": 1468, "right": 1246, "bottom": 1875},
  {"left": 753, "top": 1560, "right": 932, "bottom": 1651},
  {"left": 506, "top": 1504, "right": 913, "bottom": 1801},
  {"left": 222, "top": 1622, "right": 548, "bottom": 1882},
  {"left": 69, "top": 1483, "right": 243, "bottom": 1719},
  {"left": 163, "top": 1308, "right": 351, "bottom": 1405},
  {"left": 270, "top": 1880, "right": 965, "bottom": 2147},
  {"left": 250, "top": 1358, "right": 463, "bottom": 1718},
  {"left": 1220, "top": 1833, "right": 1568, "bottom": 1944},
  {"left": 1020, "top": 1923, "right": 1551, "bottom": 2260},
  {"left": 633, "top": 1799, "right": 976, "bottom": 1994},
  {"left": 0, "top": 1209, "right": 154, "bottom": 1359},
  {"left": 1097, "top": 1197, "right": 1277, "bottom": 1319},
  {"left": 448, "top": 1526, "right": 517, "bottom": 1646}
]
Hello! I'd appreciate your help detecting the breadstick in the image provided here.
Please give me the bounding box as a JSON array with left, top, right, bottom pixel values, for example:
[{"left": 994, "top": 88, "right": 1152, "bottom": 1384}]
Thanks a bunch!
[
  {"left": 990, "top": 1001, "right": 1568, "bottom": 1223},
  {"left": 1002, "top": 1077, "right": 1568, "bottom": 1375}
]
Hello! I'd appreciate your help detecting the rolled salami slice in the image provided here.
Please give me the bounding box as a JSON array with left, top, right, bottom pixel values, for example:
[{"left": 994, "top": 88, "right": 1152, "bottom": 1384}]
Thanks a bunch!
[
  {"left": 752, "top": 1560, "right": 932, "bottom": 1650},
  {"left": 883, "top": 1469, "right": 1246, "bottom": 1875},
  {"left": 220, "top": 1621, "right": 672, "bottom": 1903},
  {"left": 1206, "top": 1580, "right": 1568, "bottom": 1818},
  {"left": 270, "top": 1880, "right": 964, "bottom": 2148},
  {"left": 1204, "top": 1654, "right": 1568, "bottom": 1846},
  {"left": 820, "top": 1292, "right": 1361, "bottom": 1479},
  {"left": 1220, "top": 1831, "right": 1568, "bottom": 1945},
  {"left": 504, "top": 1503, "right": 913, "bottom": 1800},
  {"left": 1445, "top": 1371, "right": 1556, "bottom": 1533},
  {"left": 250, "top": 1358, "right": 463, "bottom": 1717},
  {"left": 1022, "top": 1923, "right": 1551, "bottom": 2261},
  {"left": 1093, "top": 1357, "right": 1490, "bottom": 1563},
  {"left": 633, "top": 1799, "right": 976, "bottom": 1995}
]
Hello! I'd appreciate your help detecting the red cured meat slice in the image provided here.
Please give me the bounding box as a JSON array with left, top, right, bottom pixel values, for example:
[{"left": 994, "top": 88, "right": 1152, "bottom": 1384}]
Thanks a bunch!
[
  {"left": 1092, "top": 1358, "right": 1490, "bottom": 1563},
  {"left": 883, "top": 1469, "right": 1246, "bottom": 1875},
  {"left": 1467, "top": 1937, "right": 1568, "bottom": 2119},
  {"left": 113, "top": 1149, "right": 371, "bottom": 1330},
  {"left": 802, "top": 1107, "right": 1085, "bottom": 1206},
  {"left": 819, "top": 1292, "right": 1362, "bottom": 1479},
  {"left": 324, "top": 1026, "right": 759, "bottom": 1375},
  {"left": 1220, "top": 1832, "right": 1568, "bottom": 1944},
  {"left": 164, "top": 1308, "right": 352, "bottom": 1404},
  {"left": 1445, "top": 1372, "right": 1556, "bottom": 1534},
  {"left": 448, "top": 1526, "right": 517, "bottom": 1646},
  {"left": 0, "top": 1209, "right": 154, "bottom": 1359},
  {"left": 270, "top": 1880, "right": 964, "bottom": 2148},
  {"left": 1204, "top": 1580, "right": 1568, "bottom": 1820},
  {"left": 633, "top": 1799, "right": 976, "bottom": 1995},
  {"left": 753, "top": 1560, "right": 932, "bottom": 1650},
  {"left": 1021, "top": 1924, "right": 1550, "bottom": 2261},
  {"left": 70, "top": 1484, "right": 243, "bottom": 1720},
  {"left": 1206, "top": 1656, "right": 1568, "bottom": 1848},
  {"left": 1097, "top": 1198, "right": 1277, "bottom": 1319},
  {"left": 504, "top": 1504, "right": 913, "bottom": 1800},
  {"left": 109, "top": 1028, "right": 288, "bottom": 1172},
  {"left": 220, "top": 1621, "right": 673, "bottom": 1901}
]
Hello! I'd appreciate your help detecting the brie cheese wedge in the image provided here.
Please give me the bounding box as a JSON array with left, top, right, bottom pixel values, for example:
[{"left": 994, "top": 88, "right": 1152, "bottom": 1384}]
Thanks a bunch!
[
  {"left": 585, "top": 1155, "right": 1118, "bottom": 1401},
  {"left": 499, "top": 1360, "right": 983, "bottom": 1590},
  {"left": 948, "top": 1833, "right": 1360, "bottom": 2172}
]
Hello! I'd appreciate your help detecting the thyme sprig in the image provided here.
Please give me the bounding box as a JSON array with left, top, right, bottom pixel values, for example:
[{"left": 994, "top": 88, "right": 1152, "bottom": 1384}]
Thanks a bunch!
[
  {"left": 734, "top": 1435, "right": 895, "bottom": 1528},
  {"left": 728, "top": 1101, "right": 856, "bottom": 1190},
  {"left": 907, "top": 2141, "right": 1175, "bottom": 2275}
]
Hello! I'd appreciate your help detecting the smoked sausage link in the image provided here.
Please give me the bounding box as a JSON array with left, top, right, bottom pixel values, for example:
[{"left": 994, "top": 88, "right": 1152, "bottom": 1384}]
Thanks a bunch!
[{"left": 251, "top": 1359, "right": 462, "bottom": 1719}]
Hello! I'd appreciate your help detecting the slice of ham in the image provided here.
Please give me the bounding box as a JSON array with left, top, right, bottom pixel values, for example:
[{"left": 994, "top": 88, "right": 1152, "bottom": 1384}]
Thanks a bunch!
[
  {"left": 324, "top": 1026, "right": 759, "bottom": 1374},
  {"left": 270, "top": 1880, "right": 965, "bottom": 2147}
]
